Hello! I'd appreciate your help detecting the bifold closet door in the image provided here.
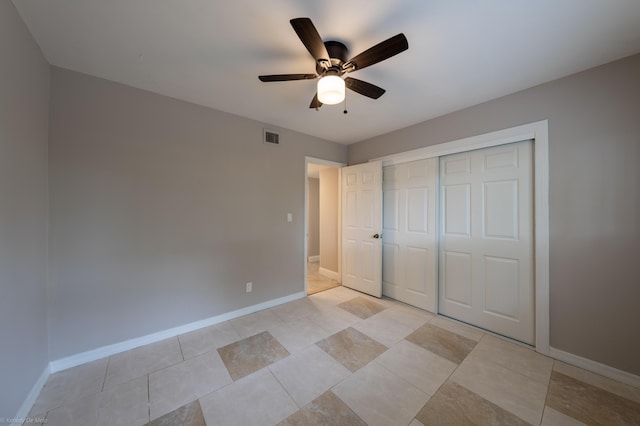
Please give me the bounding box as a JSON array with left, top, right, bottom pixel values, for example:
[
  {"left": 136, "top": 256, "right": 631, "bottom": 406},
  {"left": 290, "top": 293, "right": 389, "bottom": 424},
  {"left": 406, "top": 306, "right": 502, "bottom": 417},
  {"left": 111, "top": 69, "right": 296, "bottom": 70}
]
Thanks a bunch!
[
  {"left": 438, "top": 141, "right": 534, "bottom": 344},
  {"left": 382, "top": 158, "right": 437, "bottom": 312}
]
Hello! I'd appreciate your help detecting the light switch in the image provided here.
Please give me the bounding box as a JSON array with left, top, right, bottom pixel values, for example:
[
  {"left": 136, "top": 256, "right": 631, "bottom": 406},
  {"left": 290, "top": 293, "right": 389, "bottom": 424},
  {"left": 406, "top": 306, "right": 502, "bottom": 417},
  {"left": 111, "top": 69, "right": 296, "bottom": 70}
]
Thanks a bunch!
[{"left": 287, "top": 213, "right": 293, "bottom": 222}]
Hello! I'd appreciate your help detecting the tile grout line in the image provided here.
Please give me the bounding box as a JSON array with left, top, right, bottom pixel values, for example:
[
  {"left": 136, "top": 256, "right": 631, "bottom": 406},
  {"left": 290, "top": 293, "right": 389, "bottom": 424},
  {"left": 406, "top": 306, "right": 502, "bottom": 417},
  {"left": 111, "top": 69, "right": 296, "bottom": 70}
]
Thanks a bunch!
[
  {"left": 409, "top": 334, "right": 469, "bottom": 424},
  {"left": 267, "top": 367, "right": 302, "bottom": 412},
  {"left": 147, "top": 374, "right": 151, "bottom": 423},
  {"left": 539, "top": 360, "right": 556, "bottom": 426},
  {"left": 176, "top": 335, "right": 185, "bottom": 361},
  {"left": 468, "top": 336, "right": 555, "bottom": 389},
  {"left": 450, "top": 334, "right": 550, "bottom": 425},
  {"left": 374, "top": 357, "right": 434, "bottom": 422},
  {"left": 400, "top": 322, "right": 479, "bottom": 424},
  {"left": 101, "top": 356, "right": 111, "bottom": 392},
  {"left": 539, "top": 356, "right": 556, "bottom": 425}
]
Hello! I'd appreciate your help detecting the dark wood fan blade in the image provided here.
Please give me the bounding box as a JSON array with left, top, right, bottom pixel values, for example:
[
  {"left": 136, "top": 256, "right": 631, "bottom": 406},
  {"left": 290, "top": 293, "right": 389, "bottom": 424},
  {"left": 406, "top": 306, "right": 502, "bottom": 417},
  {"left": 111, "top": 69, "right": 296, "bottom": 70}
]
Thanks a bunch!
[
  {"left": 309, "top": 93, "right": 323, "bottom": 109},
  {"left": 345, "top": 77, "right": 386, "bottom": 99},
  {"left": 259, "top": 74, "right": 317, "bottom": 82},
  {"left": 290, "top": 18, "right": 330, "bottom": 64},
  {"left": 344, "top": 33, "right": 408, "bottom": 72}
]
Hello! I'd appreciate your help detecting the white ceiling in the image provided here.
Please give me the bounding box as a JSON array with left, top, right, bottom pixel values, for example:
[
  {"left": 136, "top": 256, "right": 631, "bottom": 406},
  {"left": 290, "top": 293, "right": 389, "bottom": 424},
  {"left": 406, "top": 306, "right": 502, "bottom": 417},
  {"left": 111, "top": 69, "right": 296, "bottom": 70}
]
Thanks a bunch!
[{"left": 13, "top": 0, "right": 640, "bottom": 145}]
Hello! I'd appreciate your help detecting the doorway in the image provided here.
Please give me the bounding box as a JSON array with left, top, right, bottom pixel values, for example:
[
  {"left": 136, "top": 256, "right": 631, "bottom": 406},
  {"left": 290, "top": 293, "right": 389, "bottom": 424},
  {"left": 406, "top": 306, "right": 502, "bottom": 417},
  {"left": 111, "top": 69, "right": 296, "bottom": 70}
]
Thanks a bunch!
[{"left": 305, "top": 158, "right": 344, "bottom": 295}]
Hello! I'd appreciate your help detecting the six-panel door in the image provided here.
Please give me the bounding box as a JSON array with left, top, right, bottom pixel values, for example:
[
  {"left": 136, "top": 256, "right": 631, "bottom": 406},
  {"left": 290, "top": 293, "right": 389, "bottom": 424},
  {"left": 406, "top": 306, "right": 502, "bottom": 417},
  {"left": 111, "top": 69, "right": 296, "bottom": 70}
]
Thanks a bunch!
[
  {"left": 382, "top": 158, "right": 437, "bottom": 312},
  {"left": 438, "top": 141, "right": 534, "bottom": 344},
  {"left": 341, "top": 161, "right": 383, "bottom": 297}
]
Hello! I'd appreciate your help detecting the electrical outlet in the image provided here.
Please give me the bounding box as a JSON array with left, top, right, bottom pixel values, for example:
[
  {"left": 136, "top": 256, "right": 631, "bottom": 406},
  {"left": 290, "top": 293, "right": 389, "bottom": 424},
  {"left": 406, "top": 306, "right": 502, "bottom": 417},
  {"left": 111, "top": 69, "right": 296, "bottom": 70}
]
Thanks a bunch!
[
  {"left": 246, "top": 282, "right": 252, "bottom": 293},
  {"left": 287, "top": 213, "right": 293, "bottom": 222}
]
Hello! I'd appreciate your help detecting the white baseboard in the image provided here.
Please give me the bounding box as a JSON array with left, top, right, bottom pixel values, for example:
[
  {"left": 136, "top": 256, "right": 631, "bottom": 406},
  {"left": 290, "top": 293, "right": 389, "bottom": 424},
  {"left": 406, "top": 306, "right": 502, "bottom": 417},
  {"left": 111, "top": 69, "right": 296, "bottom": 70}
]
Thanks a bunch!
[
  {"left": 14, "top": 364, "right": 50, "bottom": 421},
  {"left": 308, "top": 255, "right": 320, "bottom": 263},
  {"left": 49, "top": 291, "right": 306, "bottom": 373},
  {"left": 549, "top": 346, "right": 640, "bottom": 389},
  {"left": 319, "top": 267, "right": 340, "bottom": 282},
  {"left": 21, "top": 294, "right": 640, "bottom": 418}
]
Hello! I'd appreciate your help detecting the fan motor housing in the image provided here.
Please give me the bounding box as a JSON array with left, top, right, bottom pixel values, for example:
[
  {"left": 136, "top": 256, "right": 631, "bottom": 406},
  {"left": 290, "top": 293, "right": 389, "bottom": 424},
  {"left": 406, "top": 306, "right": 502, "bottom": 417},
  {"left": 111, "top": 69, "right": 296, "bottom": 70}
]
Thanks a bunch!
[{"left": 317, "top": 41, "right": 348, "bottom": 74}]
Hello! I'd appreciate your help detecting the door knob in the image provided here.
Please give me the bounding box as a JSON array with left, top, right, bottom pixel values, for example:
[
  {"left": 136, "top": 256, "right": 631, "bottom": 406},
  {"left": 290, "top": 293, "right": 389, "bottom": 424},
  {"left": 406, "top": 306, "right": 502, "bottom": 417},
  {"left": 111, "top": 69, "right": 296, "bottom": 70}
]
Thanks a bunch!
[{"left": 372, "top": 233, "right": 381, "bottom": 239}]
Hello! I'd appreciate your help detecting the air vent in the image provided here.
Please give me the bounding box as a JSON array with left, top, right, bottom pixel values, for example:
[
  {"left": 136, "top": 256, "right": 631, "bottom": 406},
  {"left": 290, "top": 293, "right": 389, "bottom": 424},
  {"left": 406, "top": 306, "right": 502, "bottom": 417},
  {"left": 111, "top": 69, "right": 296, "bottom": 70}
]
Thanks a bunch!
[{"left": 264, "top": 129, "right": 280, "bottom": 145}]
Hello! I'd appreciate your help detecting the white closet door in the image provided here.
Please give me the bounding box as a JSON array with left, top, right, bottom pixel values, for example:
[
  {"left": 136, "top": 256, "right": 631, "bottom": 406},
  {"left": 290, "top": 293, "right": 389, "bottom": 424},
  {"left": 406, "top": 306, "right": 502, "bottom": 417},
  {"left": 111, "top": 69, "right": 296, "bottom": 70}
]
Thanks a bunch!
[
  {"left": 439, "top": 141, "right": 534, "bottom": 344},
  {"left": 382, "top": 159, "right": 437, "bottom": 311},
  {"left": 342, "top": 161, "right": 383, "bottom": 297}
]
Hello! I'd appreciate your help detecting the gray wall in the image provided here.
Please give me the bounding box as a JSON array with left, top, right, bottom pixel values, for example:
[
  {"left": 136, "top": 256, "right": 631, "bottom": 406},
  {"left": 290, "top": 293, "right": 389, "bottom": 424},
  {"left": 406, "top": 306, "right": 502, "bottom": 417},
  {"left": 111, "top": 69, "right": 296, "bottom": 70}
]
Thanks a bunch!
[
  {"left": 0, "top": 1, "right": 50, "bottom": 417},
  {"left": 307, "top": 178, "right": 320, "bottom": 258},
  {"left": 48, "top": 67, "right": 347, "bottom": 360},
  {"left": 349, "top": 54, "right": 640, "bottom": 376}
]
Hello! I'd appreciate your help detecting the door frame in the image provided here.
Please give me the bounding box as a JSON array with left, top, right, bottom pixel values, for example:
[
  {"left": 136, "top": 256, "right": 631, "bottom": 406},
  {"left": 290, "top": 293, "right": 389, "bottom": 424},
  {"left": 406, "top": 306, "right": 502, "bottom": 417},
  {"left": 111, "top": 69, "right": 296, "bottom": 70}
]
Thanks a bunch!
[
  {"left": 304, "top": 157, "right": 346, "bottom": 296},
  {"left": 372, "top": 120, "right": 550, "bottom": 355}
]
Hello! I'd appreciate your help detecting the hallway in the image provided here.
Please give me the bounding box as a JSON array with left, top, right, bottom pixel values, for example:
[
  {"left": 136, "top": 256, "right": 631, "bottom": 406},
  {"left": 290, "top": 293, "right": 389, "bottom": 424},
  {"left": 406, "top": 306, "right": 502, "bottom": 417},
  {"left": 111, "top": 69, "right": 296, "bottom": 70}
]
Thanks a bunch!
[{"left": 307, "top": 261, "right": 340, "bottom": 295}]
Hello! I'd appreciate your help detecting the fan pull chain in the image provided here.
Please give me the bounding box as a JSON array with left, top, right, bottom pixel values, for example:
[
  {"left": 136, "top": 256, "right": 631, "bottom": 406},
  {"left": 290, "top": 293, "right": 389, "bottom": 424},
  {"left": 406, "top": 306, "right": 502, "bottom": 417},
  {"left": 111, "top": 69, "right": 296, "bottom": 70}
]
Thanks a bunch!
[{"left": 343, "top": 90, "right": 348, "bottom": 114}]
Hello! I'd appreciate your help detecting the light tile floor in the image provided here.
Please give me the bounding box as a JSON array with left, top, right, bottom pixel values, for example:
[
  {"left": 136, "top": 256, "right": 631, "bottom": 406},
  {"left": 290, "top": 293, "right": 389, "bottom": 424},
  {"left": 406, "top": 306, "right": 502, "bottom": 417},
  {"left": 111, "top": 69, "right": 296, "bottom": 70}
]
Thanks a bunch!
[
  {"left": 27, "top": 286, "right": 640, "bottom": 426},
  {"left": 307, "top": 261, "right": 340, "bottom": 295}
]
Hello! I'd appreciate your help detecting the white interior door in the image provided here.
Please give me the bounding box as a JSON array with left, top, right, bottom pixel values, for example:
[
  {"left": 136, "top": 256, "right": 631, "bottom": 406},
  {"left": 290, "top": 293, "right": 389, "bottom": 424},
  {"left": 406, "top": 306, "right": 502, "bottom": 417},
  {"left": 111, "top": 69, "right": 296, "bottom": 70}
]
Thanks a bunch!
[
  {"left": 438, "top": 141, "right": 534, "bottom": 344},
  {"left": 341, "top": 161, "right": 383, "bottom": 297},
  {"left": 382, "top": 158, "right": 437, "bottom": 312}
]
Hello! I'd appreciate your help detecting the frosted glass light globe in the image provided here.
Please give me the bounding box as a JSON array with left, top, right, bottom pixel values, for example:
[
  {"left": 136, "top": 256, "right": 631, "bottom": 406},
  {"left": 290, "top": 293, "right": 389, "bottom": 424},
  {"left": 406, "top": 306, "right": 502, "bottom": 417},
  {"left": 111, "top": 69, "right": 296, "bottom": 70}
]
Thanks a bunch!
[{"left": 317, "top": 75, "right": 345, "bottom": 105}]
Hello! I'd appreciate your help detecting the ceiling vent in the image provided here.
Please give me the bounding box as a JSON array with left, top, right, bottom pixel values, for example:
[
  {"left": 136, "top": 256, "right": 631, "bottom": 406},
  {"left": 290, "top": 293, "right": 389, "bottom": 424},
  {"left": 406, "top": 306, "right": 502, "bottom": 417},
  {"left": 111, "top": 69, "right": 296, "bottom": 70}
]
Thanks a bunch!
[{"left": 264, "top": 129, "right": 280, "bottom": 145}]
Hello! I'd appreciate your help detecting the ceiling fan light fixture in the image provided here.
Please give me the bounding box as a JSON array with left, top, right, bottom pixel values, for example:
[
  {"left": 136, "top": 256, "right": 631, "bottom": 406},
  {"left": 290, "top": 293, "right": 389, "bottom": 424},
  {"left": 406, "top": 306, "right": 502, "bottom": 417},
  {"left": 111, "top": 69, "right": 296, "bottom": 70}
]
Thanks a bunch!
[
  {"left": 259, "top": 18, "right": 408, "bottom": 109},
  {"left": 317, "top": 75, "right": 345, "bottom": 105}
]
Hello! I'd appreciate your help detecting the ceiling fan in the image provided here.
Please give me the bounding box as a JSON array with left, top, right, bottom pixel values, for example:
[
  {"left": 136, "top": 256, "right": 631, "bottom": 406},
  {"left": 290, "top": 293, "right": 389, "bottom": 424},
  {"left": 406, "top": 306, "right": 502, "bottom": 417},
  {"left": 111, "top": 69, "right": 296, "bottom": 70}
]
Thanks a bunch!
[{"left": 259, "top": 18, "right": 409, "bottom": 110}]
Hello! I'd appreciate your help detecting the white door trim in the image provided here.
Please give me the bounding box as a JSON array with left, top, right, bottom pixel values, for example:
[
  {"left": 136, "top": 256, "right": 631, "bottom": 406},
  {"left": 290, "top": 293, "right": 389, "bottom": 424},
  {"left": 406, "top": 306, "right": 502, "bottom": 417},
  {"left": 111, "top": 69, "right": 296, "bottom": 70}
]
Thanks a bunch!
[
  {"left": 371, "top": 120, "right": 550, "bottom": 355},
  {"left": 305, "top": 157, "right": 346, "bottom": 296}
]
